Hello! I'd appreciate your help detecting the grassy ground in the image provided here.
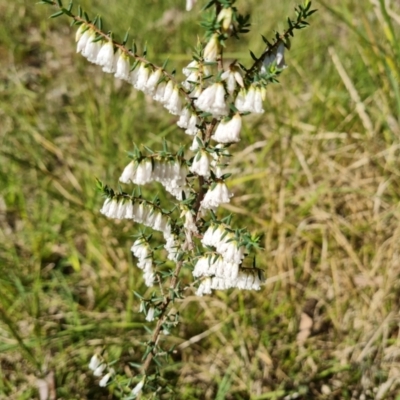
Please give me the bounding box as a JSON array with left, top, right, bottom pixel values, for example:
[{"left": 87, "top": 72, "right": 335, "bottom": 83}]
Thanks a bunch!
[{"left": 1, "top": 0, "right": 400, "bottom": 399}]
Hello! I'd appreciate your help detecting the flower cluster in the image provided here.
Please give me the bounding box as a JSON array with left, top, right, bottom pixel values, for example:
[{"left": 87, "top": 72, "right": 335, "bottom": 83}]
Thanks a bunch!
[
  {"left": 201, "top": 181, "right": 233, "bottom": 210},
  {"left": 131, "top": 238, "right": 155, "bottom": 287},
  {"left": 202, "top": 224, "right": 245, "bottom": 263},
  {"left": 100, "top": 197, "right": 170, "bottom": 234},
  {"left": 212, "top": 113, "right": 242, "bottom": 143},
  {"left": 177, "top": 108, "right": 200, "bottom": 136},
  {"left": 194, "top": 83, "right": 229, "bottom": 117},
  {"left": 193, "top": 254, "right": 239, "bottom": 281},
  {"left": 88, "top": 354, "right": 114, "bottom": 387},
  {"left": 182, "top": 60, "right": 211, "bottom": 91},
  {"left": 76, "top": 25, "right": 184, "bottom": 117},
  {"left": 195, "top": 224, "right": 265, "bottom": 294},
  {"left": 235, "top": 85, "right": 266, "bottom": 114},
  {"left": 89, "top": 353, "right": 145, "bottom": 395},
  {"left": 196, "top": 269, "right": 263, "bottom": 295},
  {"left": 120, "top": 158, "right": 188, "bottom": 200}
]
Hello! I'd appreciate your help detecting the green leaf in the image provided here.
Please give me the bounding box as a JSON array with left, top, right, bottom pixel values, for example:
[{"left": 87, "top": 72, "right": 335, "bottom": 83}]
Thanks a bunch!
[
  {"left": 123, "top": 30, "right": 130, "bottom": 45},
  {"left": 50, "top": 10, "right": 64, "bottom": 18}
]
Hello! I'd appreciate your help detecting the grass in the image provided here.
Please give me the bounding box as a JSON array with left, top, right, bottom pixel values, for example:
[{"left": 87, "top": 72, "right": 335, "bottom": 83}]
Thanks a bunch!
[{"left": 1, "top": 0, "right": 400, "bottom": 398}]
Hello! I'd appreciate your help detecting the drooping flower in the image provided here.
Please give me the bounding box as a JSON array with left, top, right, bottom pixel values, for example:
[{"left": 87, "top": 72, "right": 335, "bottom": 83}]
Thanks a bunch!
[
  {"left": 194, "top": 83, "right": 228, "bottom": 117},
  {"left": 131, "top": 238, "right": 155, "bottom": 287},
  {"left": 134, "top": 63, "right": 150, "bottom": 91},
  {"left": 234, "top": 269, "right": 264, "bottom": 290},
  {"left": 235, "top": 85, "right": 265, "bottom": 114},
  {"left": 212, "top": 113, "right": 242, "bottom": 143},
  {"left": 221, "top": 66, "right": 244, "bottom": 95},
  {"left": 190, "top": 134, "right": 202, "bottom": 152},
  {"left": 119, "top": 160, "right": 153, "bottom": 185},
  {"left": 201, "top": 224, "right": 225, "bottom": 247},
  {"left": 89, "top": 354, "right": 102, "bottom": 371},
  {"left": 145, "top": 307, "right": 155, "bottom": 322},
  {"left": 210, "top": 144, "right": 230, "bottom": 178},
  {"left": 153, "top": 80, "right": 167, "bottom": 102},
  {"left": 164, "top": 232, "right": 180, "bottom": 262},
  {"left": 131, "top": 379, "right": 145, "bottom": 397},
  {"left": 81, "top": 31, "right": 102, "bottom": 63},
  {"left": 196, "top": 277, "right": 213, "bottom": 296},
  {"left": 182, "top": 60, "right": 200, "bottom": 89},
  {"left": 76, "top": 26, "right": 91, "bottom": 54},
  {"left": 96, "top": 40, "right": 115, "bottom": 73},
  {"left": 201, "top": 182, "right": 233, "bottom": 209},
  {"left": 145, "top": 68, "right": 162, "bottom": 95},
  {"left": 177, "top": 108, "right": 190, "bottom": 129},
  {"left": 183, "top": 60, "right": 198, "bottom": 77},
  {"left": 218, "top": 235, "right": 244, "bottom": 264},
  {"left": 190, "top": 150, "right": 210, "bottom": 177},
  {"left": 93, "top": 363, "right": 107, "bottom": 377},
  {"left": 114, "top": 51, "right": 131, "bottom": 81},
  {"left": 182, "top": 208, "right": 198, "bottom": 233},
  {"left": 99, "top": 369, "right": 114, "bottom": 387},
  {"left": 186, "top": 0, "right": 197, "bottom": 11},
  {"left": 186, "top": 113, "right": 200, "bottom": 135},
  {"left": 164, "top": 87, "right": 182, "bottom": 115}
]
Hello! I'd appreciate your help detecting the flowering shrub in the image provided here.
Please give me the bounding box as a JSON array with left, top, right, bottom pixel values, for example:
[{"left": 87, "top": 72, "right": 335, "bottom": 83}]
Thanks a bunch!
[{"left": 40, "top": 0, "right": 316, "bottom": 397}]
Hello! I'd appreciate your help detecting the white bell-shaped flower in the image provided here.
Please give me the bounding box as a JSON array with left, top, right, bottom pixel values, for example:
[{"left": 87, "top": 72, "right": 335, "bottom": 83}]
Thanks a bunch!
[
  {"left": 196, "top": 277, "right": 213, "bottom": 296},
  {"left": 153, "top": 81, "right": 167, "bottom": 102},
  {"left": 145, "top": 68, "right": 162, "bottom": 95},
  {"left": 235, "top": 85, "right": 265, "bottom": 114},
  {"left": 99, "top": 370, "right": 114, "bottom": 387},
  {"left": 96, "top": 40, "right": 115, "bottom": 73},
  {"left": 195, "top": 83, "right": 228, "bottom": 117},
  {"left": 114, "top": 51, "right": 131, "bottom": 81},
  {"left": 76, "top": 26, "right": 90, "bottom": 53},
  {"left": 135, "top": 63, "right": 150, "bottom": 91},
  {"left": 177, "top": 108, "right": 190, "bottom": 129},
  {"left": 212, "top": 113, "right": 242, "bottom": 143},
  {"left": 164, "top": 87, "right": 182, "bottom": 115},
  {"left": 186, "top": 113, "right": 200, "bottom": 135},
  {"left": 93, "top": 363, "right": 106, "bottom": 377},
  {"left": 201, "top": 182, "right": 233, "bottom": 209},
  {"left": 202, "top": 224, "right": 225, "bottom": 247},
  {"left": 82, "top": 31, "right": 101, "bottom": 63},
  {"left": 186, "top": 0, "right": 197, "bottom": 11},
  {"left": 190, "top": 150, "right": 210, "bottom": 177},
  {"left": 183, "top": 209, "right": 198, "bottom": 233},
  {"left": 221, "top": 67, "right": 244, "bottom": 95},
  {"left": 89, "top": 354, "right": 102, "bottom": 371},
  {"left": 145, "top": 307, "right": 155, "bottom": 322}
]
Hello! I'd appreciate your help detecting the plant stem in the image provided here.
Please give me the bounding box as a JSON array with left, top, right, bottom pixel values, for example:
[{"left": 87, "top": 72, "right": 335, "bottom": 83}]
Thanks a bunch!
[{"left": 141, "top": 258, "right": 184, "bottom": 374}]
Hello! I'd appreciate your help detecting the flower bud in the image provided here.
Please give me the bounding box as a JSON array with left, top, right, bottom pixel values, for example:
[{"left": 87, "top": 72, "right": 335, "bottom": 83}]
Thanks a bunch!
[
  {"left": 217, "top": 8, "right": 233, "bottom": 32},
  {"left": 203, "top": 34, "right": 220, "bottom": 62}
]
